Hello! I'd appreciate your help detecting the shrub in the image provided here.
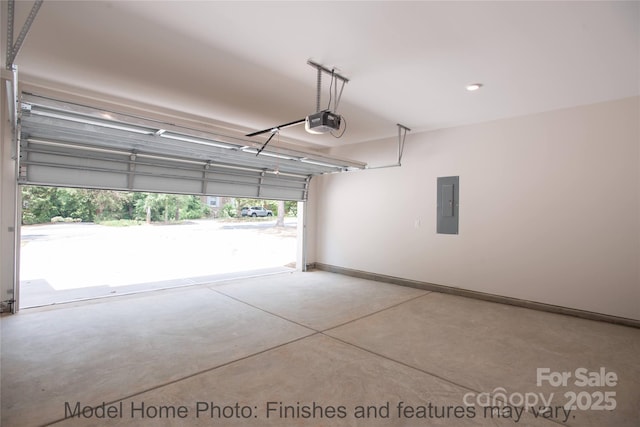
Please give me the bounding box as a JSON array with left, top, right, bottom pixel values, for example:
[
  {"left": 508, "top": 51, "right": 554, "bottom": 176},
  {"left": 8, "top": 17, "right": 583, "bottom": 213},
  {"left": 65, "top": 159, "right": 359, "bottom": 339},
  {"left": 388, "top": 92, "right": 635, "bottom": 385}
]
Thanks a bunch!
[{"left": 219, "top": 203, "right": 236, "bottom": 219}]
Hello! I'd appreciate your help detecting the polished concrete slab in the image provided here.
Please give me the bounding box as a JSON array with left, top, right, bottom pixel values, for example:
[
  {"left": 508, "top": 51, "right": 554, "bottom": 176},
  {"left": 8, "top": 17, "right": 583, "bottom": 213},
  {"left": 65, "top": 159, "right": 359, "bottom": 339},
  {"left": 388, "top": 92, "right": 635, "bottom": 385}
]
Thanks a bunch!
[
  {"left": 213, "top": 272, "right": 428, "bottom": 330},
  {"left": 327, "top": 292, "right": 640, "bottom": 427},
  {"left": 21, "top": 266, "right": 293, "bottom": 308},
  {"left": 55, "top": 335, "right": 554, "bottom": 427},
  {"left": 2, "top": 271, "right": 639, "bottom": 427},
  {"left": 1, "top": 284, "right": 313, "bottom": 427}
]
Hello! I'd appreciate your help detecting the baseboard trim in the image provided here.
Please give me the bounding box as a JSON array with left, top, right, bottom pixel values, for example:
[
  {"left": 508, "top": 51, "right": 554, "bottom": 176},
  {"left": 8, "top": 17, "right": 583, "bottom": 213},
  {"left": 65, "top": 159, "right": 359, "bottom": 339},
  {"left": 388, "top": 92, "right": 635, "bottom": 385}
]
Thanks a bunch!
[{"left": 312, "top": 263, "right": 640, "bottom": 329}]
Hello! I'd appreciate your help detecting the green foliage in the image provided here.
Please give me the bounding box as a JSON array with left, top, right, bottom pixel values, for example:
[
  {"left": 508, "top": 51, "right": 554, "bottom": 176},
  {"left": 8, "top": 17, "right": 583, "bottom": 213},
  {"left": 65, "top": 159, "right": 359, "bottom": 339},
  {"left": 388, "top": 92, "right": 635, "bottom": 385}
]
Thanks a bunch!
[
  {"left": 56, "top": 188, "right": 94, "bottom": 221},
  {"left": 93, "top": 190, "right": 134, "bottom": 221},
  {"left": 50, "top": 216, "right": 82, "bottom": 223},
  {"left": 182, "top": 195, "right": 211, "bottom": 219},
  {"left": 98, "top": 219, "right": 144, "bottom": 227},
  {"left": 219, "top": 203, "right": 236, "bottom": 219},
  {"left": 21, "top": 186, "right": 212, "bottom": 225},
  {"left": 20, "top": 186, "right": 293, "bottom": 225},
  {"left": 22, "top": 186, "right": 61, "bottom": 224},
  {"left": 132, "top": 193, "right": 208, "bottom": 222},
  {"left": 285, "top": 201, "right": 298, "bottom": 217}
]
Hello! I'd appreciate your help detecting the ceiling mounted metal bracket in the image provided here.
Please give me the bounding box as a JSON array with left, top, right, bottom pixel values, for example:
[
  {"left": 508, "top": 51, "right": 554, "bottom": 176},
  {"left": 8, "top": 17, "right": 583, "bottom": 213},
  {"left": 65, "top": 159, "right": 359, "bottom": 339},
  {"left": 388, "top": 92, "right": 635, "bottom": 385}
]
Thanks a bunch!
[
  {"left": 307, "top": 59, "right": 349, "bottom": 114},
  {"left": 5, "top": 0, "right": 44, "bottom": 69},
  {"left": 396, "top": 123, "right": 411, "bottom": 166},
  {"left": 307, "top": 60, "right": 349, "bottom": 84},
  {"left": 366, "top": 123, "right": 411, "bottom": 170}
]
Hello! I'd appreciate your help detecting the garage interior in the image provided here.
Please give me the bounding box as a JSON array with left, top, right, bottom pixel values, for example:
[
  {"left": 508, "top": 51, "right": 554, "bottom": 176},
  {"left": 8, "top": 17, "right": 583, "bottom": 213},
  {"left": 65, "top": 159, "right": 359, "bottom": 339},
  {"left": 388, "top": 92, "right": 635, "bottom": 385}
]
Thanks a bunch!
[{"left": 1, "top": 2, "right": 639, "bottom": 427}]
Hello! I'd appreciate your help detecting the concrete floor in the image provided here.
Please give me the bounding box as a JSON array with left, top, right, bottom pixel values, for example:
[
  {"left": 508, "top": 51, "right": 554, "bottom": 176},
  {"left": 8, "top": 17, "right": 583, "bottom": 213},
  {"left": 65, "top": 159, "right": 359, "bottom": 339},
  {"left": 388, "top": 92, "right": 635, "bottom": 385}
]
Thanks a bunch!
[{"left": 1, "top": 271, "right": 638, "bottom": 426}]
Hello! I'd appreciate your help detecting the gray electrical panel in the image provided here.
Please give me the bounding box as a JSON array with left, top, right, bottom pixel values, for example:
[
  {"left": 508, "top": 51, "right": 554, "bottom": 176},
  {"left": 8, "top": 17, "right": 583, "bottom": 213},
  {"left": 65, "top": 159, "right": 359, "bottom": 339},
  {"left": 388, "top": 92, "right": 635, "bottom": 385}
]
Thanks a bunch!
[{"left": 437, "top": 176, "right": 459, "bottom": 234}]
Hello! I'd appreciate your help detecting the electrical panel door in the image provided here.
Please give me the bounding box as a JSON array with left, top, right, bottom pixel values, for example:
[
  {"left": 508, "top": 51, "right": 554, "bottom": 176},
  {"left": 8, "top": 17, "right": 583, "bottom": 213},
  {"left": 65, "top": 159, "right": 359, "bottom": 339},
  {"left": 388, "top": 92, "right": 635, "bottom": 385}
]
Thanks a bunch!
[{"left": 437, "top": 176, "right": 459, "bottom": 234}]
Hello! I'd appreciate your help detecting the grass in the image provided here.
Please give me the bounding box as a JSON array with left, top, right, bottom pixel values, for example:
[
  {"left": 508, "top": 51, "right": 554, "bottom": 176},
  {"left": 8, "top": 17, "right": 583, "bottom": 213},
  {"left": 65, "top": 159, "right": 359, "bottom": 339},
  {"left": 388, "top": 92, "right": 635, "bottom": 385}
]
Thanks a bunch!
[
  {"left": 94, "top": 215, "right": 295, "bottom": 227},
  {"left": 218, "top": 215, "right": 294, "bottom": 223},
  {"left": 96, "top": 219, "right": 144, "bottom": 227}
]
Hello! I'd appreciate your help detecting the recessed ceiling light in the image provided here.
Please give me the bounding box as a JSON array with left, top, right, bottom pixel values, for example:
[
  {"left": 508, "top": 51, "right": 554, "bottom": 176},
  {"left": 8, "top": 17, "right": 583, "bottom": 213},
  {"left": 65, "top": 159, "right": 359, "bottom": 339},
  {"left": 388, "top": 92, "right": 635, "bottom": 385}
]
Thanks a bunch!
[{"left": 466, "top": 83, "right": 483, "bottom": 91}]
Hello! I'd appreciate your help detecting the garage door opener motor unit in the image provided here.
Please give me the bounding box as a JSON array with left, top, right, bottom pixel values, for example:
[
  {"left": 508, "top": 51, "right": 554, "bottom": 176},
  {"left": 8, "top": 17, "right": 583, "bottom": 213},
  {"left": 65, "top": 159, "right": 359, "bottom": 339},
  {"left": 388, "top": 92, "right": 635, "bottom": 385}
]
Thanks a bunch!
[{"left": 246, "top": 60, "right": 349, "bottom": 154}]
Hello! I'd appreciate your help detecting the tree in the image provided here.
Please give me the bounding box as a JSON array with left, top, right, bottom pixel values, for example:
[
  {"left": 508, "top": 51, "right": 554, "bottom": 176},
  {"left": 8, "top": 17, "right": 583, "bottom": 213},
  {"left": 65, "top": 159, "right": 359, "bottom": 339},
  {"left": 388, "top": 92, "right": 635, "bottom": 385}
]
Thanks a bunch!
[
  {"left": 21, "top": 186, "right": 60, "bottom": 224},
  {"left": 20, "top": 186, "right": 221, "bottom": 225},
  {"left": 182, "top": 195, "right": 211, "bottom": 219},
  {"left": 275, "top": 200, "right": 285, "bottom": 227},
  {"left": 285, "top": 200, "right": 297, "bottom": 217},
  {"left": 91, "top": 190, "right": 133, "bottom": 221},
  {"left": 137, "top": 193, "right": 178, "bottom": 222},
  {"left": 132, "top": 193, "right": 207, "bottom": 223}
]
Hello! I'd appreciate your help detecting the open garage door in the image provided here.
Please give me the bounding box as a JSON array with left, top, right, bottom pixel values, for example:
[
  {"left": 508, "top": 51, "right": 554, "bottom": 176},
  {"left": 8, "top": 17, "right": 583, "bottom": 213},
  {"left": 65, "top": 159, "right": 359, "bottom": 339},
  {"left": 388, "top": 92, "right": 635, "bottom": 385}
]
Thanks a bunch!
[
  {"left": 11, "top": 92, "right": 366, "bottom": 311},
  {"left": 18, "top": 93, "right": 366, "bottom": 200}
]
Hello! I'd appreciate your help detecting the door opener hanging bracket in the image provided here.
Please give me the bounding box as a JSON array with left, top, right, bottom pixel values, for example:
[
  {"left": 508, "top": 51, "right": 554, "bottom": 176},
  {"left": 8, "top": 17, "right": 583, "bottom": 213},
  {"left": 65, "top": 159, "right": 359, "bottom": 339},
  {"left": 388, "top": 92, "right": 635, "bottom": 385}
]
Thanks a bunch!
[
  {"left": 307, "top": 60, "right": 349, "bottom": 114},
  {"left": 5, "top": 0, "right": 44, "bottom": 69},
  {"left": 365, "top": 123, "right": 411, "bottom": 170},
  {"left": 396, "top": 123, "right": 411, "bottom": 166}
]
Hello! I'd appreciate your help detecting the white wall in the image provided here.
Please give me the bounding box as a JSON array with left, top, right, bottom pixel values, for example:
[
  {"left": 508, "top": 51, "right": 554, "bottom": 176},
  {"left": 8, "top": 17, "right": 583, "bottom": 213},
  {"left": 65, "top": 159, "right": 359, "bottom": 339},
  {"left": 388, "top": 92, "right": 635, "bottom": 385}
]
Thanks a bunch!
[{"left": 314, "top": 97, "right": 640, "bottom": 320}]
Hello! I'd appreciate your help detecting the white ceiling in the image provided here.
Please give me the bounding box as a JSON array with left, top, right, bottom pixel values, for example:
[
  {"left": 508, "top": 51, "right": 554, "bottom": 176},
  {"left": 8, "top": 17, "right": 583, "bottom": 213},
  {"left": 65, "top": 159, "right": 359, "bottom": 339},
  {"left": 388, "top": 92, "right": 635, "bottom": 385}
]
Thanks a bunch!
[{"left": 4, "top": 1, "right": 639, "bottom": 148}]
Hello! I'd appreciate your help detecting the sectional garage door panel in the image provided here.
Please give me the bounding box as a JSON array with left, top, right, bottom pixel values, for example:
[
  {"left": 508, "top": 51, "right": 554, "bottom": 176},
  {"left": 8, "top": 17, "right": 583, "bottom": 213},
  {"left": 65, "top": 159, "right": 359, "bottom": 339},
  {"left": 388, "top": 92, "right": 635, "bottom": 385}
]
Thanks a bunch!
[
  {"left": 23, "top": 145, "right": 130, "bottom": 189},
  {"left": 18, "top": 93, "right": 367, "bottom": 201},
  {"left": 27, "top": 165, "right": 130, "bottom": 190},
  {"left": 21, "top": 139, "right": 311, "bottom": 200}
]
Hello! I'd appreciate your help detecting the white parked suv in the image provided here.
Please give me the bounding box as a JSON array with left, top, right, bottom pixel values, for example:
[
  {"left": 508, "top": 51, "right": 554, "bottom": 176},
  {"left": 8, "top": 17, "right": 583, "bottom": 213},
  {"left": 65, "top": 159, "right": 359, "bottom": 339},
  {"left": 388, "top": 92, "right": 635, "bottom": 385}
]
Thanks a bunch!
[{"left": 241, "top": 206, "right": 273, "bottom": 217}]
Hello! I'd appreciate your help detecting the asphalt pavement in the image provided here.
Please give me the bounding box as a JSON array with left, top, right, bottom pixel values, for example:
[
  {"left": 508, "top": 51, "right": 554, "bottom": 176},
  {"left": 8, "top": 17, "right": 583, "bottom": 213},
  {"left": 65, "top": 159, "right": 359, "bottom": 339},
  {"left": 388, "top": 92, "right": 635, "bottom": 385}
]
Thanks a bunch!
[{"left": 19, "top": 219, "right": 298, "bottom": 308}]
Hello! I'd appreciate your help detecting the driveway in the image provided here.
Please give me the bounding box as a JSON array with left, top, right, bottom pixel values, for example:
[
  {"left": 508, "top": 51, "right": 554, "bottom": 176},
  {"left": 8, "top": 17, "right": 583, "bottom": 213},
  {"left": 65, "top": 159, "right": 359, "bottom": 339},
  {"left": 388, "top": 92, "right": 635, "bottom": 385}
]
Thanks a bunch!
[{"left": 19, "top": 219, "right": 297, "bottom": 308}]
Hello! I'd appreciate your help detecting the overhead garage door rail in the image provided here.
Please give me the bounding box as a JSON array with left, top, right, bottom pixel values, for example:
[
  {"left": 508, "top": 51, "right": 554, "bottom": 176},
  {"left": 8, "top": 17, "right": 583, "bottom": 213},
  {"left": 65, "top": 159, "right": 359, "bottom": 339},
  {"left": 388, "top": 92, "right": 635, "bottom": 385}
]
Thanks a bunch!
[{"left": 18, "top": 93, "right": 366, "bottom": 201}]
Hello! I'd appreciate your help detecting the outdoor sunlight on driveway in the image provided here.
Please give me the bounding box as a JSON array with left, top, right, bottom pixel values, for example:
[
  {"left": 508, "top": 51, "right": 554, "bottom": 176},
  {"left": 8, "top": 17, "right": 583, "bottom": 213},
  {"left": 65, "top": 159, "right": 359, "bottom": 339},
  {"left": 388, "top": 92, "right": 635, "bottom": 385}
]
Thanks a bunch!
[{"left": 19, "top": 219, "right": 297, "bottom": 307}]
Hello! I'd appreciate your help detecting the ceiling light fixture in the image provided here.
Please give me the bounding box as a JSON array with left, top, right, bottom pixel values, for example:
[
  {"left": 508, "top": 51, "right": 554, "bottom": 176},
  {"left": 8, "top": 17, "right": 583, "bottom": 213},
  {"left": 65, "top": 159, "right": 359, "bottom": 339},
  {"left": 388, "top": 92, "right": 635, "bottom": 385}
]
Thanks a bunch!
[{"left": 466, "top": 83, "right": 483, "bottom": 91}]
